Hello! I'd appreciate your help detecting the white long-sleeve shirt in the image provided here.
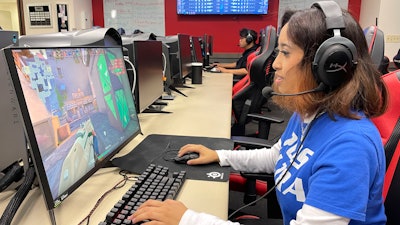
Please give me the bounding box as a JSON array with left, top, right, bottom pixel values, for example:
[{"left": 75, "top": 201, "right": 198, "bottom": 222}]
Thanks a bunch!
[{"left": 178, "top": 141, "right": 349, "bottom": 225}]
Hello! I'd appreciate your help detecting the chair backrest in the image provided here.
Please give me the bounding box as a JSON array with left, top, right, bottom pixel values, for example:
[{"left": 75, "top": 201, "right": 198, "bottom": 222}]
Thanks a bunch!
[
  {"left": 371, "top": 70, "right": 400, "bottom": 225},
  {"left": 232, "top": 50, "right": 258, "bottom": 96},
  {"left": 231, "top": 26, "right": 277, "bottom": 134},
  {"left": 249, "top": 25, "right": 277, "bottom": 89},
  {"left": 364, "top": 25, "right": 385, "bottom": 71}
]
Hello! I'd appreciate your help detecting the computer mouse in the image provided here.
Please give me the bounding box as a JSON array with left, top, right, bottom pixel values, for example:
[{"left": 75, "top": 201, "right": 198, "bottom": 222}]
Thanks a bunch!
[
  {"left": 210, "top": 67, "right": 220, "bottom": 73},
  {"left": 174, "top": 152, "right": 200, "bottom": 164}
]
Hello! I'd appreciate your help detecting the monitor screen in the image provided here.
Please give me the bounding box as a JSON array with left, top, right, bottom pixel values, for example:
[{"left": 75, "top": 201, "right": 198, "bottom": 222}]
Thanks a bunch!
[
  {"left": 177, "top": 0, "right": 269, "bottom": 15},
  {"left": 3, "top": 46, "right": 141, "bottom": 209}
]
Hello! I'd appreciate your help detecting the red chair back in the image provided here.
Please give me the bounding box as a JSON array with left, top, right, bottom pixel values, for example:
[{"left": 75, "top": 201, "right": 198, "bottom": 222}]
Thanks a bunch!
[{"left": 371, "top": 70, "right": 400, "bottom": 225}]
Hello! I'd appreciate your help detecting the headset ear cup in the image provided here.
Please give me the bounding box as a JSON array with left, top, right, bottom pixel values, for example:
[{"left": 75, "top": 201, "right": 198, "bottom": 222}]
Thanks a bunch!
[
  {"left": 312, "top": 36, "right": 357, "bottom": 88},
  {"left": 246, "top": 32, "right": 253, "bottom": 44}
]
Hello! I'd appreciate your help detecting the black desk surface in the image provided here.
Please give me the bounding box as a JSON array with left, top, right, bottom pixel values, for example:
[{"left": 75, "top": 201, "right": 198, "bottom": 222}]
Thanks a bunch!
[{"left": 112, "top": 134, "right": 233, "bottom": 182}]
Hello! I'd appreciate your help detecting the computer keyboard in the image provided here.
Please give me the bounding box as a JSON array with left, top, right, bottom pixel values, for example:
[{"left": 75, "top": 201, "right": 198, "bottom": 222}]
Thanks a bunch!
[{"left": 99, "top": 164, "right": 187, "bottom": 225}]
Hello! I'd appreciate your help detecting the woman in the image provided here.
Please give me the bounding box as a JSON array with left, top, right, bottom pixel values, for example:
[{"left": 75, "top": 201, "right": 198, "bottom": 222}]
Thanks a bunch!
[{"left": 129, "top": 1, "right": 388, "bottom": 224}]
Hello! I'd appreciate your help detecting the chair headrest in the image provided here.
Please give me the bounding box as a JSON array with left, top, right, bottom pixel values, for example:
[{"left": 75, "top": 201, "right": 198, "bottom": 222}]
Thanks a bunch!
[{"left": 363, "top": 26, "right": 385, "bottom": 70}]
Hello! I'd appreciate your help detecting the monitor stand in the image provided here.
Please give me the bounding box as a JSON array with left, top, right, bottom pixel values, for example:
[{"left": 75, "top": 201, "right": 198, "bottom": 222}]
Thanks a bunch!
[
  {"left": 49, "top": 209, "right": 57, "bottom": 225},
  {"left": 142, "top": 100, "right": 171, "bottom": 113},
  {"left": 172, "top": 77, "right": 194, "bottom": 90},
  {"left": 166, "top": 85, "right": 187, "bottom": 97}
]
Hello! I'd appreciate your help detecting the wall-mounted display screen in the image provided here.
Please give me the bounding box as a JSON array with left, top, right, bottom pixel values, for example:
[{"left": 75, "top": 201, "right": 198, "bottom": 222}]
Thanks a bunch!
[{"left": 177, "top": 0, "right": 269, "bottom": 15}]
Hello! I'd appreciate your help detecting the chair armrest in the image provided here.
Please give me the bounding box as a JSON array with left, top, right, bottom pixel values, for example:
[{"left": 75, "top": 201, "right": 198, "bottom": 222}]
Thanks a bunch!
[
  {"left": 231, "top": 136, "right": 275, "bottom": 148},
  {"left": 247, "top": 113, "right": 284, "bottom": 124},
  {"left": 246, "top": 113, "right": 285, "bottom": 140},
  {"left": 239, "top": 172, "right": 274, "bottom": 181}
]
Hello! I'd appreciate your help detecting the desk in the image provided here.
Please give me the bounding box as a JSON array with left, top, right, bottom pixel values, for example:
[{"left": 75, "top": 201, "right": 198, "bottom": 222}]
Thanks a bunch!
[{"left": 0, "top": 72, "right": 233, "bottom": 225}]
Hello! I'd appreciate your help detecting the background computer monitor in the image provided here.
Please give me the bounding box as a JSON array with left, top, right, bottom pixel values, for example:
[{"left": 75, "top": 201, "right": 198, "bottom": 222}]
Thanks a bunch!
[
  {"left": 176, "top": 33, "right": 193, "bottom": 82},
  {"left": 122, "top": 39, "right": 164, "bottom": 113},
  {"left": 157, "top": 35, "right": 178, "bottom": 87},
  {"left": 18, "top": 27, "right": 121, "bottom": 47},
  {"left": 156, "top": 34, "right": 192, "bottom": 91},
  {"left": 3, "top": 46, "right": 141, "bottom": 211},
  {"left": 121, "top": 36, "right": 164, "bottom": 112},
  {"left": 191, "top": 36, "right": 203, "bottom": 64},
  {"left": 202, "top": 34, "right": 213, "bottom": 66}
]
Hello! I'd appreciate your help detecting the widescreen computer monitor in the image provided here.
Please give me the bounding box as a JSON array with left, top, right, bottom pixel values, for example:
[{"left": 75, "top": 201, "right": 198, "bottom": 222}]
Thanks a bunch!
[
  {"left": 18, "top": 27, "right": 121, "bottom": 47},
  {"left": 2, "top": 46, "right": 141, "bottom": 212},
  {"left": 133, "top": 41, "right": 164, "bottom": 113},
  {"left": 122, "top": 38, "right": 164, "bottom": 113},
  {"left": 157, "top": 34, "right": 192, "bottom": 87},
  {"left": 191, "top": 36, "right": 203, "bottom": 64},
  {"left": 177, "top": 33, "right": 193, "bottom": 81},
  {"left": 121, "top": 36, "right": 164, "bottom": 112},
  {"left": 202, "top": 34, "right": 213, "bottom": 66}
]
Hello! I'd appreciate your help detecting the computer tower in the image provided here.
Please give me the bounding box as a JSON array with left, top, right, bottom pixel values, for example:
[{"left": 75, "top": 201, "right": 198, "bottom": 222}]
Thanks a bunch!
[
  {"left": 0, "top": 49, "right": 30, "bottom": 191},
  {"left": 0, "top": 30, "right": 19, "bottom": 49}
]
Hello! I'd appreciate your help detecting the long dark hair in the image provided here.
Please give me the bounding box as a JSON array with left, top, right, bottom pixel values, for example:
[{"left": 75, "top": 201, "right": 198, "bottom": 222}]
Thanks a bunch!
[{"left": 284, "top": 7, "right": 388, "bottom": 119}]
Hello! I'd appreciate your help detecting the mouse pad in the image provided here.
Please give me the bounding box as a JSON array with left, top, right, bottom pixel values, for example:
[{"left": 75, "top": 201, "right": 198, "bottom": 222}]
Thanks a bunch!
[{"left": 111, "top": 134, "right": 233, "bottom": 182}]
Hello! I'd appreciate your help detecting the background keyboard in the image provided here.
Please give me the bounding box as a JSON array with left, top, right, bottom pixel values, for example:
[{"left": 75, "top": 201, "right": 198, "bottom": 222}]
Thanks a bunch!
[{"left": 99, "top": 164, "right": 186, "bottom": 225}]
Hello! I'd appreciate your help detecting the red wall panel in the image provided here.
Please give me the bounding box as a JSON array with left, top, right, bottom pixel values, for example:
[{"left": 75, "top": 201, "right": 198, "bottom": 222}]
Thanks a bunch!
[{"left": 92, "top": 0, "right": 361, "bottom": 53}]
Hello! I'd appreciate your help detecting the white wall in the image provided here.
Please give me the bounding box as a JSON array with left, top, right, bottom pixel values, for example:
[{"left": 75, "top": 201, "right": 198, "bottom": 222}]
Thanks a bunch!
[
  {"left": 0, "top": 2, "right": 20, "bottom": 32},
  {"left": 22, "top": 0, "right": 93, "bottom": 35},
  {"left": 360, "top": 0, "right": 400, "bottom": 59}
]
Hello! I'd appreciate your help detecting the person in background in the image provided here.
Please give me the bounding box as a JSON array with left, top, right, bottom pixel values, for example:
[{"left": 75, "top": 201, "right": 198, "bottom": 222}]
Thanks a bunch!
[
  {"left": 212, "top": 28, "right": 259, "bottom": 81},
  {"left": 129, "top": 1, "right": 388, "bottom": 224}
]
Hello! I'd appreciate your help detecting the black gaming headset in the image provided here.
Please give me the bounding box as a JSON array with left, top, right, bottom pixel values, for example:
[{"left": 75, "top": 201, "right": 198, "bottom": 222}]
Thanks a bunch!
[
  {"left": 311, "top": 1, "right": 358, "bottom": 89},
  {"left": 245, "top": 30, "right": 254, "bottom": 44}
]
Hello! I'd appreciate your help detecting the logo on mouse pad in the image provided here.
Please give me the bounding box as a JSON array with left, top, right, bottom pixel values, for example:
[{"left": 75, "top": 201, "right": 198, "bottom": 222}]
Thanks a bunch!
[{"left": 207, "top": 171, "right": 224, "bottom": 180}]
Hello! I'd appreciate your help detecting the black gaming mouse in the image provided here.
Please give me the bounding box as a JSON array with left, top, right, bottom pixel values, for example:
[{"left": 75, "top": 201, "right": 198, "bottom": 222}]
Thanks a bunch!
[{"left": 174, "top": 152, "right": 199, "bottom": 164}]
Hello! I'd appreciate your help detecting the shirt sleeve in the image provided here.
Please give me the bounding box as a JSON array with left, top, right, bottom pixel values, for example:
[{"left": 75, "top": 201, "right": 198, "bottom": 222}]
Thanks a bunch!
[
  {"left": 179, "top": 209, "right": 240, "bottom": 225},
  {"left": 290, "top": 204, "right": 350, "bottom": 225},
  {"left": 216, "top": 140, "right": 281, "bottom": 173}
]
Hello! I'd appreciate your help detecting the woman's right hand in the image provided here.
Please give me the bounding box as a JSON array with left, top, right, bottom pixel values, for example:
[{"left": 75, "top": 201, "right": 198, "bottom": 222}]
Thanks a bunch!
[{"left": 178, "top": 144, "right": 219, "bottom": 165}]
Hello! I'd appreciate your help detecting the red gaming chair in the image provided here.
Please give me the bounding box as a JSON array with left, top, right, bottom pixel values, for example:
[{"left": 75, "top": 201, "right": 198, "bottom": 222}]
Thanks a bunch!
[
  {"left": 229, "top": 26, "right": 284, "bottom": 220},
  {"left": 232, "top": 51, "right": 257, "bottom": 97},
  {"left": 231, "top": 25, "right": 278, "bottom": 137},
  {"left": 371, "top": 70, "right": 400, "bottom": 225}
]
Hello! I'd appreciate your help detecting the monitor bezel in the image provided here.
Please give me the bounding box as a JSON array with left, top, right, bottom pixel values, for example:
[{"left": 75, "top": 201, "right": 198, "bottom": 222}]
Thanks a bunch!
[{"left": 3, "top": 46, "right": 142, "bottom": 210}]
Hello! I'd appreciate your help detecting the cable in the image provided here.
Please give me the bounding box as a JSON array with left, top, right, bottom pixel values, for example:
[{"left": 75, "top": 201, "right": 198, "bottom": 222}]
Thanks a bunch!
[
  {"left": 124, "top": 58, "right": 136, "bottom": 95},
  {"left": 228, "top": 111, "right": 324, "bottom": 220},
  {"left": 161, "top": 52, "right": 167, "bottom": 77},
  {"left": 0, "top": 161, "right": 24, "bottom": 192},
  {"left": 77, "top": 171, "right": 138, "bottom": 225},
  {"left": 0, "top": 165, "right": 35, "bottom": 225}
]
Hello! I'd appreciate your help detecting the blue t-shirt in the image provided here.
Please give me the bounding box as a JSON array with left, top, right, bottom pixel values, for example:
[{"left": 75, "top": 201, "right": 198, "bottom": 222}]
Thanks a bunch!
[{"left": 274, "top": 112, "right": 386, "bottom": 224}]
